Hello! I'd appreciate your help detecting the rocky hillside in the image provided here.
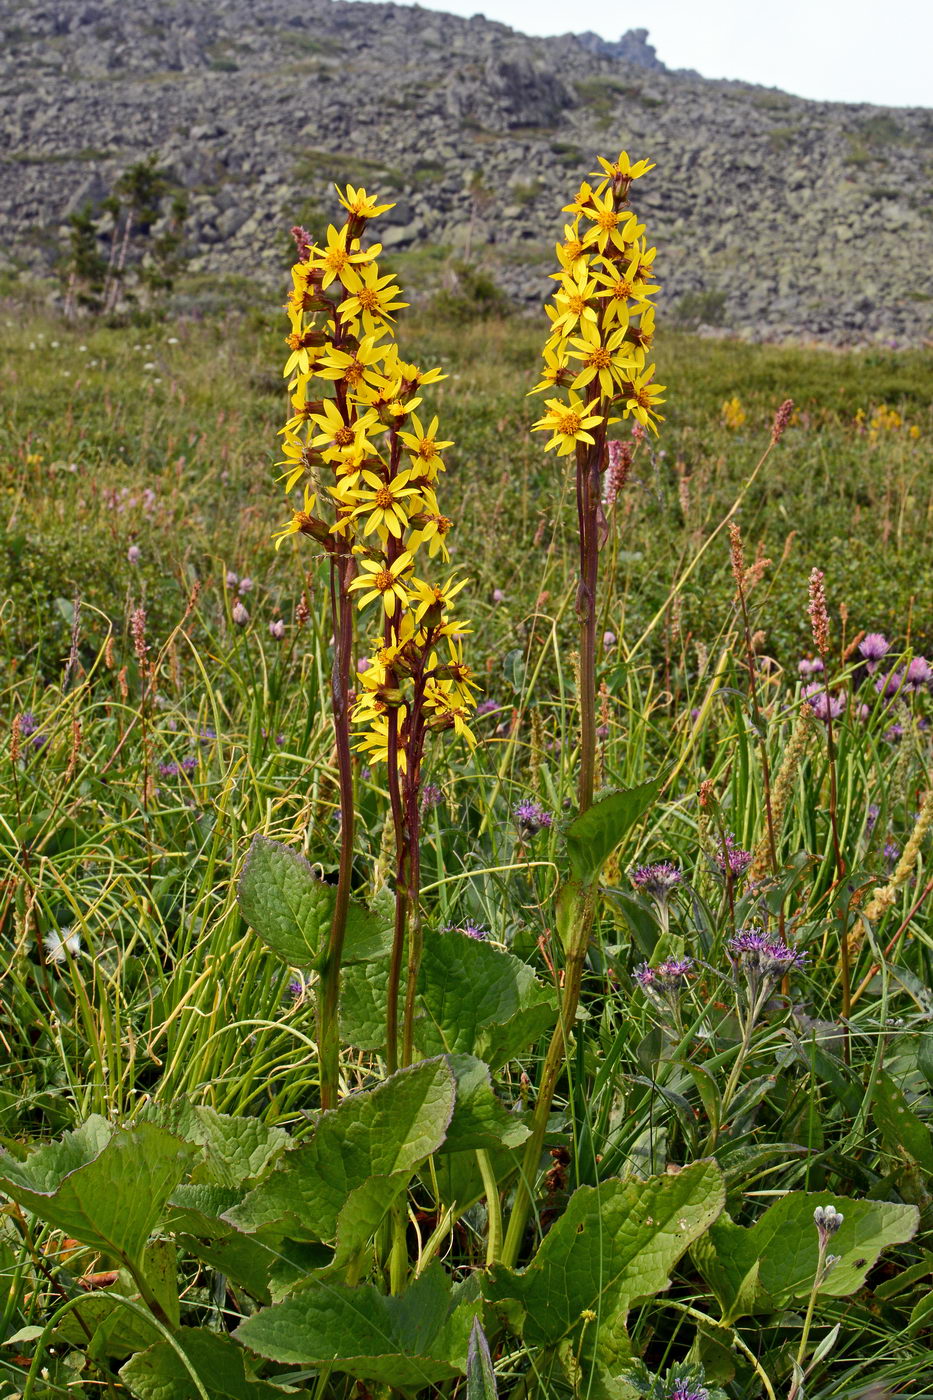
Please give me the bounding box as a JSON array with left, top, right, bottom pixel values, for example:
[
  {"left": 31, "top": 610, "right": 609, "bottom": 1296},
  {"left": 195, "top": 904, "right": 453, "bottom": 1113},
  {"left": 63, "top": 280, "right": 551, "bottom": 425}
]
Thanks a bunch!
[{"left": 2, "top": 0, "right": 931, "bottom": 342}]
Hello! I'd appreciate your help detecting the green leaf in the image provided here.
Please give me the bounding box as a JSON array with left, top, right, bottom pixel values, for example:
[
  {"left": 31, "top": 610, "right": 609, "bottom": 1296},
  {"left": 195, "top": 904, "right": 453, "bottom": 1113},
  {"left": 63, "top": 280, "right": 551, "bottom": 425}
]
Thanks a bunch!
[
  {"left": 341, "top": 936, "right": 556, "bottom": 1069},
  {"left": 121, "top": 1327, "right": 289, "bottom": 1400},
  {"left": 442, "top": 1055, "right": 531, "bottom": 1153},
  {"left": 237, "top": 835, "right": 388, "bottom": 969},
  {"left": 565, "top": 780, "right": 660, "bottom": 885},
  {"left": 872, "top": 1071, "right": 933, "bottom": 1173},
  {"left": 486, "top": 1160, "right": 725, "bottom": 1368},
  {"left": 466, "top": 1316, "right": 498, "bottom": 1400},
  {"left": 141, "top": 1102, "right": 289, "bottom": 1189},
  {"left": 224, "top": 1058, "right": 455, "bottom": 1241},
  {"left": 0, "top": 1117, "right": 195, "bottom": 1267},
  {"left": 234, "top": 1260, "right": 478, "bottom": 1390},
  {"left": 692, "top": 1191, "right": 920, "bottom": 1323},
  {"left": 55, "top": 1241, "right": 179, "bottom": 1360},
  {"left": 417, "top": 934, "right": 557, "bottom": 1069}
]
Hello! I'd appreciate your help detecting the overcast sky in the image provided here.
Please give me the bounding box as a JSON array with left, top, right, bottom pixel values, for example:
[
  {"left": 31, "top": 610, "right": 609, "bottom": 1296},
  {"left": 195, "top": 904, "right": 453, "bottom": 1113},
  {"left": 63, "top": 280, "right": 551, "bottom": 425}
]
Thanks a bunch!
[{"left": 373, "top": 0, "right": 932, "bottom": 108}]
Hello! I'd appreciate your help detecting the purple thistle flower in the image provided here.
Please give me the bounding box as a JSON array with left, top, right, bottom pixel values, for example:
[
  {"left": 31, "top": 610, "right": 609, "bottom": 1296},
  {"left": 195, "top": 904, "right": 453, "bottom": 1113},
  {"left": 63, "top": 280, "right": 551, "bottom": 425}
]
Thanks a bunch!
[
  {"left": 19, "top": 712, "right": 38, "bottom": 738},
  {"left": 798, "top": 657, "right": 824, "bottom": 677},
  {"left": 633, "top": 962, "right": 656, "bottom": 988},
  {"left": 460, "top": 920, "right": 489, "bottom": 940},
  {"left": 858, "top": 632, "right": 890, "bottom": 672},
  {"left": 287, "top": 978, "right": 303, "bottom": 1001},
  {"left": 492, "top": 588, "right": 505, "bottom": 604},
  {"left": 866, "top": 803, "right": 881, "bottom": 835},
  {"left": 905, "top": 656, "right": 932, "bottom": 691},
  {"left": 514, "top": 798, "right": 553, "bottom": 836},
  {"left": 803, "top": 683, "right": 846, "bottom": 722},
  {"left": 631, "top": 861, "right": 683, "bottom": 902},
  {"left": 158, "top": 761, "right": 179, "bottom": 778},
  {"left": 225, "top": 570, "right": 239, "bottom": 589},
  {"left": 603, "top": 630, "right": 617, "bottom": 650},
  {"left": 715, "top": 833, "right": 753, "bottom": 879},
  {"left": 238, "top": 577, "right": 253, "bottom": 595},
  {"left": 181, "top": 755, "right": 198, "bottom": 773},
  {"left": 727, "top": 928, "right": 805, "bottom": 981},
  {"left": 476, "top": 698, "right": 499, "bottom": 716},
  {"left": 421, "top": 782, "right": 443, "bottom": 811},
  {"left": 875, "top": 668, "right": 904, "bottom": 699},
  {"left": 198, "top": 726, "right": 216, "bottom": 745},
  {"left": 670, "top": 1386, "right": 709, "bottom": 1400},
  {"left": 884, "top": 840, "right": 900, "bottom": 868},
  {"left": 883, "top": 722, "right": 904, "bottom": 744}
]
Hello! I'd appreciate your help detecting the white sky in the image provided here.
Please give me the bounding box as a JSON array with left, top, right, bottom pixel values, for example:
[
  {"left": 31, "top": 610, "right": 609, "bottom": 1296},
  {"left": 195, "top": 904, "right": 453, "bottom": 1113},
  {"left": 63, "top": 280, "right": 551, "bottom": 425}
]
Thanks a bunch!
[{"left": 372, "top": 0, "right": 933, "bottom": 108}]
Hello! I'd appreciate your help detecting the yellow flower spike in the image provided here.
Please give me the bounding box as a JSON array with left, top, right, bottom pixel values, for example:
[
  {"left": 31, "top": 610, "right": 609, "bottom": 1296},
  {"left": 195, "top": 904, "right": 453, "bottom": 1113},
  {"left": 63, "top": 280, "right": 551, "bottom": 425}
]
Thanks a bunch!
[
  {"left": 348, "top": 468, "right": 423, "bottom": 539},
  {"left": 347, "top": 551, "right": 414, "bottom": 616},
  {"left": 338, "top": 263, "right": 408, "bottom": 335},
  {"left": 397, "top": 413, "right": 454, "bottom": 474},
  {"left": 579, "top": 188, "right": 635, "bottom": 253},
  {"left": 336, "top": 184, "right": 396, "bottom": 219},
  {"left": 532, "top": 392, "right": 604, "bottom": 457},
  {"left": 310, "top": 224, "right": 381, "bottom": 290}
]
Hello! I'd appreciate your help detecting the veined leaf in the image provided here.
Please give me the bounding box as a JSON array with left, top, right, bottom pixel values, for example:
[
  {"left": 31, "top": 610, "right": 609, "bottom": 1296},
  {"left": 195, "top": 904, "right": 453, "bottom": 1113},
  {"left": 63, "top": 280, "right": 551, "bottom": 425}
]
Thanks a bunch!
[
  {"left": 692, "top": 1191, "right": 920, "bottom": 1323},
  {"left": 234, "top": 1260, "right": 479, "bottom": 1390},
  {"left": 466, "top": 1316, "right": 498, "bottom": 1400},
  {"left": 0, "top": 1117, "right": 195, "bottom": 1268},
  {"left": 486, "top": 1160, "right": 725, "bottom": 1368},
  {"left": 565, "top": 780, "right": 660, "bottom": 885},
  {"left": 140, "top": 1101, "right": 290, "bottom": 1189},
  {"left": 121, "top": 1327, "right": 290, "bottom": 1400},
  {"left": 237, "top": 834, "right": 388, "bottom": 969},
  {"left": 223, "top": 1058, "right": 455, "bottom": 1241}
]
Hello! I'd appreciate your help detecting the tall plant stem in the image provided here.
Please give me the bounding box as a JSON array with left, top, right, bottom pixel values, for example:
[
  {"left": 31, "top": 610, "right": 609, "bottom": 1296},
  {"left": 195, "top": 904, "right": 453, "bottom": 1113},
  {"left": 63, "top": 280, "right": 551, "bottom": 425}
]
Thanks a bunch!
[
  {"left": 401, "top": 755, "right": 425, "bottom": 1068},
  {"left": 824, "top": 712, "right": 851, "bottom": 1059},
  {"left": 318, "top": 556, "right": 355, "bottom": 1110},
  {"left": 501, "top": 888, "right": 596, "bottom": 1267},
  {"left": 385, "top": 707, "right": 408, "bottom": 1076},
  {"left": 575, "top": 434, "right": 602, "bottom": 814}
]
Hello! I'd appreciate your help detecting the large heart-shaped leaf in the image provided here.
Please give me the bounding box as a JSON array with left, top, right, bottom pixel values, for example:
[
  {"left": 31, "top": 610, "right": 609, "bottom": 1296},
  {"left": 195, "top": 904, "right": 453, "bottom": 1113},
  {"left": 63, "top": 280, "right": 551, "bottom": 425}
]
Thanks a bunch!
[
  {"left": 223, "top": 1058, "right": 455, "bottom": 1241},
  {"left": 0, "top": 1117, "right": 195, "bottom": 1268},
  {"left": 140, "top": 1101, "right": 290, "bottom": 1189},
  {"left": 121, "top": 1327, "right": 289, "bottom": 1400},
  {"left": 565, "top": 780, "right": 660, "bottom": 884},
  {"left": 692, "top": 1191, "right": 920, "bottom": 1323},
  {"left": 237, "top": 834, "right": 389, "bottom": 968},
  {"left": 235, "top": 1260, "right": 479, "bottom": 1390},
  {"left": 486, "top": 1160, "right": 724, "bottom": 1368}
]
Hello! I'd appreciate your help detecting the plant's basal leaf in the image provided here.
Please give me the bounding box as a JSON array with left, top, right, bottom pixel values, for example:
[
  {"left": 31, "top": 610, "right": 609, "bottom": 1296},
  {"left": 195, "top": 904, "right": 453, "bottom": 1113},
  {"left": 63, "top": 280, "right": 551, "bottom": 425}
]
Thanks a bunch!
[
  {"left": 224, "top": 1058, "right": 455, "bottom": 1241},
  {"left": 466, "top": 1316, "right": 499, "bottom": 1400},
  {"left": 121, "top": 1326, "right": 290, "bottom": 1400},
  {"left": 442, "top": 1055, "right": 531, "bottom": 1153},
  {"left": 693, "top": 1191, "right": 920, "bottom": 1323},
  {"left": 237, "top": 835, "right": 388, "bottom": 969},
  {"left": 235, "top": 1260, "right": 478, "bottom": 1389},
  {"left": 872, "top": 1072, "right": 933, "bottom": 1173},
  {"left": 0, "top": 1117, "right": 195, "bottom": 1265},
  {"left": 565, "top": 781, "right": 660, "bottom": 885},
  {"left": 142, "top": 1101, "right": 290, "bottom": 1189},
  {"left": 418, "top": 935, "right": 557, "bottom": 1069},
  {"left": 486, "top": 1160, "right": 724, "bottom": 1368},
  {"left": 55, "top": 1241, "right": 178, "bottom": 1360},
  {"left": 340, "top": 958, "right": 401, "bottom": 1052}
]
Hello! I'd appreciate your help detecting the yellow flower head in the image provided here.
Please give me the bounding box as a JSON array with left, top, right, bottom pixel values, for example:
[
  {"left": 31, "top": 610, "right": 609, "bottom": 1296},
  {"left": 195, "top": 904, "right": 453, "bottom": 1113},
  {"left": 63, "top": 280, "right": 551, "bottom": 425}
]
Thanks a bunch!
[
  {"left": 338, "top": 262, "right": 408, "bottom": 335},
  {"left": 347, "top": 551, "right": 414, "bottom": 616},
  {"left": 397, "top": 413, "right": 453, "bottom": 475},
  {"left": 310, "top": 224, "right": 380, "bottom": 290},
  {"left": 532, "top": 392, "right": 604, "bottom": 457},
  {"left": 336, "top": 184, "right": 396, "bottom": 220},
  {"left": 593, "top": 151, "right": 657, "bottom": 184}
]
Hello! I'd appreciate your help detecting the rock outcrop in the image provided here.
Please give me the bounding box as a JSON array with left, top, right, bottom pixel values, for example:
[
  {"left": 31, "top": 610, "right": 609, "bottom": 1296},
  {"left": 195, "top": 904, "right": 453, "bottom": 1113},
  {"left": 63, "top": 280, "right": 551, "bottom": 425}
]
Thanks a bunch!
[{"left": 1, "top": 0, "right": 931, "bottom": 342}]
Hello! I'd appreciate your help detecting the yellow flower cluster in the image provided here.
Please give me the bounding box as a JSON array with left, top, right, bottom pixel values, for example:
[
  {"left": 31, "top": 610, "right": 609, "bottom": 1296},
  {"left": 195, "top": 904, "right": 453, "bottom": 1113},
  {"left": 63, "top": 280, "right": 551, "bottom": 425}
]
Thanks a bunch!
[
  {"left": 721, "top": 395, "right": 747, "bottom": 430},
  {"left": 855, "top": 405, "right": 922, "bottom": 443},
  {"left": 275, "top": 185, "right": 477, "bottom": 761},
  {"left": 531, "top": 151, "right": 664, "bottom": 453}
]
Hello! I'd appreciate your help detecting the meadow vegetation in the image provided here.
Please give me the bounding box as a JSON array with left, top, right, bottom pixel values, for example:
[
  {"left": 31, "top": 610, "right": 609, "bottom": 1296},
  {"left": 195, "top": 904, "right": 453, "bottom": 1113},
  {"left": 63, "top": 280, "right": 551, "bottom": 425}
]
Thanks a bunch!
[{"left": 0, "top": 159, "right": 932, "bottom": 1400}]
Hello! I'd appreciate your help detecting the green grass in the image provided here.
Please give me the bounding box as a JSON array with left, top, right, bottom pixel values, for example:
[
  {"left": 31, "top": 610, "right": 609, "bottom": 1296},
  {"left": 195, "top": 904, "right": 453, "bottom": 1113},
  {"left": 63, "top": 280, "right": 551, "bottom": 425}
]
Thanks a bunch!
[{"left": 1, "top": 291, "right": 932, "bottom": 1398}]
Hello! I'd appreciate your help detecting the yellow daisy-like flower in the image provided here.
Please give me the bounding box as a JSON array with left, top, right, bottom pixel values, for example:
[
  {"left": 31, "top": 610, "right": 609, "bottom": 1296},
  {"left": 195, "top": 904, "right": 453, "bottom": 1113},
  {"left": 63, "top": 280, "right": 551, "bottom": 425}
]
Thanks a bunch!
[
  {"left": 315, "top": 334, "right": 389, "bottom": 392},
  {"left": 397, "top": 413, "right": 453, "bottom": 475},
  {"left": 423, "top": 681, "right": 476, "bottom": 749},
  {"left": 276, "top": 432, "right": 312, "bottom": 493},
  {"left": 282, "top": 324, "right": 321, "bottom": 380},
  {"left": 547, "top": 264, "right": 600, "bottom": 339},
  {"left": 271, "top": 487, "right": 318, "bottom": 549},
  {"left": 408, "top": 573, "right": 469, "bottom": 625},
  {"left": 307, "top": 400, "right": 383, "bottom": 462},
  {"left": 592, "top": 150, "right": 657, "bottom": 184},
  {"left": 280, "top": 374, "right": 321, "bottom": 434},
  {"left": 592, "top": 255, "right": 655, "bottom": 325},
  {"left": 336, "top": 184, "right": 396, "bottom": 220},
  {"left": 621, "top": 364, "right": 666, "bottom": 434},
  {"left": 352, "top": 713, "right": 408, "bottom": 769},
  {"left": 338, "top": 263, "right": 408, "bottom": 335},
  {"left": 580, "top": 190, "right": 640, "bottom": 254},
  {"left": 551, "top": 219, "right": 589, "bottom": 280},
  {"left": 562, "top": 181, "right": 595, "bottom": 218},
  {"left": 310, "top": 224, "right": 379, "bottom": 290},
  {"left": 532, "top": 393, "right": 604, "bottom": 457},
  {"left": 347, "top": 551, "right": 414, "bottom": 616},
  {"left": 628, "top": 304, "right": 656, "bottom": 352},
  {"left": 347, "top": 467, "right": 422, "bottom": 538},
  {"left": 529, "top": 341, "right": 570, "bottom": 396},
  {"left": 407, "top": 511, "right": 454, "bottom": 561},
  {"left": 567, "top": 319, "right": 638, "bottom": 400}
]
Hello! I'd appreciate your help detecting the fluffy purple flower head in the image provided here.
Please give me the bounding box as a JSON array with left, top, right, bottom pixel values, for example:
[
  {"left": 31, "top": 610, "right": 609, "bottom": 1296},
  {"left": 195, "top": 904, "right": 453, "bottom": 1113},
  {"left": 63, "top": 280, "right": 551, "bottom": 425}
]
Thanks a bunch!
[
  {"left": 875, "top": 668, "right": 904, "bottom": 700},
  {"left": 633, "top": 962, "right": 655, "bottom": 988},
  {"left": 715, "top": 833, "right": 753, "bottom": 879},
  {"left": 514, "top": 799, "right": 553, "bottom": 836},
  {"left": 670, "top": 1386, "right": 709, "bottom": 1400},
  {"left": 19, "top": 712, "right": 38, "bottom": 738},
  {"left": 631, "top": 861, "right": 683, "bottom": 902},
  {"left": 603, "top": 630, "right": 617, "bottom": 650},
  {"left": 798, "top": 657, "right": 824, "bottom": 677},
  {"left": 858, "top": 632, "right": 890, "bottom": 672},
  {"left": 727, "top": 929, "right": 805, "bottom": 980},
  {"left": 476, "top": 698, "right": 499, "bottom": 716},
  {"left": 803, "top": 683, "right": 846, "bottom": 722},
  {"left": 181, "top": 755, "right": 198, "bottom": 773},
  {"left": 158, "top": 761, "right": 179, "bottom": 778},
  {"left": 225, "top": 570, "right": 239, "bottom": 589},
  {"left": 634, "top": 957, "right": 692, "bottom": 995},
  {"left": 232, "top": 601, "right": 249, "bottom": 626},
  {"left": 460, "top": 920, "right": 489, "bottom": 940},
  {"left": 421, "top": 782, "right": 443, "bottom": 811},
  {"left": 905, "top": 656, "right": 932, "bottom": 691},
  {"left": 492, "top": 588, "right": 505, "bottom": 604},
  {"left": 269, "top": 618, "right": 285, "bottom": 640},
  {"left": 866, "top": 803, "right": 881, "bottom": 835},
  {"left": 287, "top": 978, "right": 303, "bottom": 1001}
]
